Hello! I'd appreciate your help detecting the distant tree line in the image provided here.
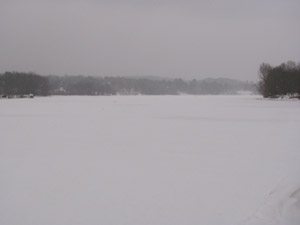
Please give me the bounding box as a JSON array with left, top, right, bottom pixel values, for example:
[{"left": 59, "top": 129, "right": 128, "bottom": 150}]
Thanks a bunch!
[
  {"left": 0, "top": 72, "right": 257, "bottom": 96},
  {"left": 0, "top": 72, "right": 48, "bottom": 96},
  {"left": 258, "top": 61, "right": 300, "bottom": 98}
]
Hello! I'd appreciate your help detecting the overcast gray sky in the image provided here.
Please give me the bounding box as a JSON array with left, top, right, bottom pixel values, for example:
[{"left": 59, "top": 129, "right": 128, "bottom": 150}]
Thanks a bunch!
[{"left": 0, "top": 0, "right": 299, "bottom": 81}]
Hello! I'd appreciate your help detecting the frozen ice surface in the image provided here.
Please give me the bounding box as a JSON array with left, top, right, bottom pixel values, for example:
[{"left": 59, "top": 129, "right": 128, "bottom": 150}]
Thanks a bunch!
[{"left": 0, "top": 95, "right": 299, "bottom": 225}]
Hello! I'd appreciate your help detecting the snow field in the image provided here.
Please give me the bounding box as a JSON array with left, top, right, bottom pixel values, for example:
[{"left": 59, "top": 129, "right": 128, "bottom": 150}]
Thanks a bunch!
[{"left": 0, "top": 95, "right": 299, "bottom": 225}]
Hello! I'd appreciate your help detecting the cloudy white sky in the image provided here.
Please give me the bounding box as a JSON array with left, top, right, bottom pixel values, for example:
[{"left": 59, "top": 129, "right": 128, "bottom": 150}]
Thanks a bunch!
[{"left": 0, "top": 0, "right": 299, "bottom": 81}]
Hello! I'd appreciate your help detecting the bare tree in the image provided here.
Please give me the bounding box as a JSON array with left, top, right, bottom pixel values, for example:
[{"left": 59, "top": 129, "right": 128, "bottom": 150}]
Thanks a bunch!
[{"left": 257, "top": 63, "right": 272, "bottom": 95}]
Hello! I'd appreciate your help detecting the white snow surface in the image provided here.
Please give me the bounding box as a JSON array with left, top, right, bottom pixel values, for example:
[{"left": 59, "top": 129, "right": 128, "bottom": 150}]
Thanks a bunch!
[{"left": 0, "top": 95, "right": 299, "bottom": 225}]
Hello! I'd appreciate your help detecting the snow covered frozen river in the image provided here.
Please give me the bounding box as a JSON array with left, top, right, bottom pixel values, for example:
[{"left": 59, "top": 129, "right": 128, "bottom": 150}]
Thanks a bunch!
[{"left": 1, "top": 95, "right": 299, "bottom": 225}]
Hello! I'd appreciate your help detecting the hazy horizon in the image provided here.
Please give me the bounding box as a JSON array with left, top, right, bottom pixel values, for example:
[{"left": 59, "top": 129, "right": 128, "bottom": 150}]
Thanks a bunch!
[
  {"left": 1, "top": 0, "right": 299, "bottom": 81},
  {"left": 0, "top": 71, "right": 258, "bottom": 83}
]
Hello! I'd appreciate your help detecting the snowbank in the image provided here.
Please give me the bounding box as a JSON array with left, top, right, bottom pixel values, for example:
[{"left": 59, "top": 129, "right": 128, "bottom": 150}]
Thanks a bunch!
[{"left": 244, "top": 174, "right": 300, "bottom": 225}]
